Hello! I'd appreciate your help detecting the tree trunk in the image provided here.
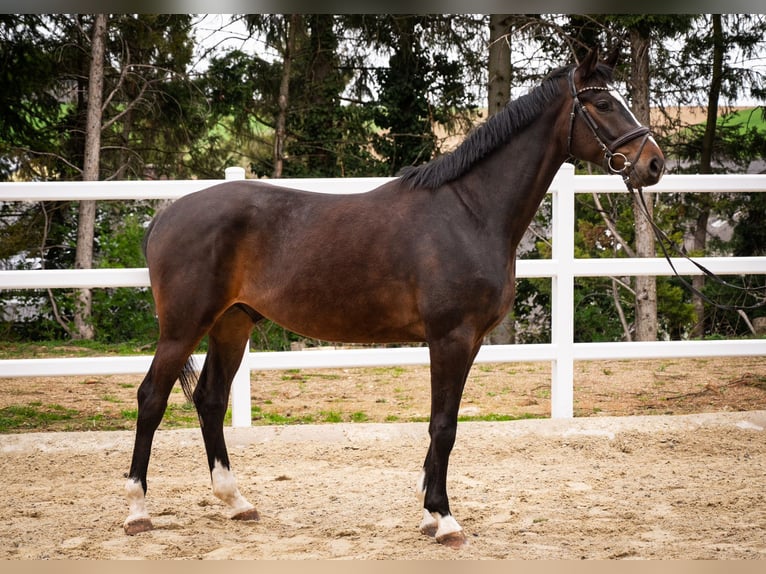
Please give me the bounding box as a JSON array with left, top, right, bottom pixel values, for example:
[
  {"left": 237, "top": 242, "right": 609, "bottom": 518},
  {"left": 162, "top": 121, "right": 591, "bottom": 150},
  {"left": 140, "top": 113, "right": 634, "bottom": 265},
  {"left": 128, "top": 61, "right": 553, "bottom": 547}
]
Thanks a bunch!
[
  {"left": 691, "top": 14, "right": 724, "bottom": 338},
  {"left": 273, "top": 14, "right": 300, "bottom": 178},
  {"left": 486, "top": 14, "right": 514, "bottom": 344},
  {"left": 700, "top": 15, "right": 724, "bottom": 173},
  {"left": 73, "top": 13, "right": 107, "bottom": 340},
  {"left": 691, "top": 209, "right": 710, "bottom": 337},
  {"left": 629, "top": 29, "right": 658, "bottom": 342},
  {"left": 487, "top": 14, "right": 512, "bottom": 116}
]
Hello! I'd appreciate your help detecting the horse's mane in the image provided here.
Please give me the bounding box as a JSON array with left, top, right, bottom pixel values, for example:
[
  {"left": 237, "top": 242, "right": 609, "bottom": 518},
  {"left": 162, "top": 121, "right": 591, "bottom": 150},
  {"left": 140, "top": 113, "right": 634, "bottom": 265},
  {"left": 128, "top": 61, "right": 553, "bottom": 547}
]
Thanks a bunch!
[{"left": 398, "top": 62, "right": 613, "bottom": 190}]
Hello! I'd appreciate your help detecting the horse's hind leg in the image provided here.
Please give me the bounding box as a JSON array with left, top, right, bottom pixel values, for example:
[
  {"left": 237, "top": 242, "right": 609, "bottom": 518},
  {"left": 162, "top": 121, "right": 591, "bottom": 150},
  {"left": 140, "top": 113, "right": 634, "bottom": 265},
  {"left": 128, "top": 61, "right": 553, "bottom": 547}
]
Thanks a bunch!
[
  {"left": 194, "top": 304, "right": 260, "bottom": 522},
  {"left": 124, "top": 339, "right": 198, "bottom": 535}
]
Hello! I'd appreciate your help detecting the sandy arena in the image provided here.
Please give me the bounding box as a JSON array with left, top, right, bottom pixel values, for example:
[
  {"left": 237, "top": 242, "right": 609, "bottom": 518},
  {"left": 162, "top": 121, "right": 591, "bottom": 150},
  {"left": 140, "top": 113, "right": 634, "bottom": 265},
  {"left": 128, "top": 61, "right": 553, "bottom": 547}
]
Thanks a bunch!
[{"left": 1, "top": 410, "right": 764, "bottom": 559}]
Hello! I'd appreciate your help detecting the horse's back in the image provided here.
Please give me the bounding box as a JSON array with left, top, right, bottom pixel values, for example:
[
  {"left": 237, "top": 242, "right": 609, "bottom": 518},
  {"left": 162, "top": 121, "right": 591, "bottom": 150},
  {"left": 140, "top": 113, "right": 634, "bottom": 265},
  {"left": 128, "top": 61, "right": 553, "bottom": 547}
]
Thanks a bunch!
[
  {"left": 142, "top": 179, "right": 433, "bottom": 341},
  {"left": 146, "top": 181, "right": 341, "bottom": 263}
]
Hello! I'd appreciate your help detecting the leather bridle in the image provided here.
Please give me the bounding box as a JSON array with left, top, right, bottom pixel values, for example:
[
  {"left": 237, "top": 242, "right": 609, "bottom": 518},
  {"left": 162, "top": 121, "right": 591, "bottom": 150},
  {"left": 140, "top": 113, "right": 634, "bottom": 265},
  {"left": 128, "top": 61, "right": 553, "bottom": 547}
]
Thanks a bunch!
[{"left": 566, "top": 68, "right": 651, "bottom": 190}]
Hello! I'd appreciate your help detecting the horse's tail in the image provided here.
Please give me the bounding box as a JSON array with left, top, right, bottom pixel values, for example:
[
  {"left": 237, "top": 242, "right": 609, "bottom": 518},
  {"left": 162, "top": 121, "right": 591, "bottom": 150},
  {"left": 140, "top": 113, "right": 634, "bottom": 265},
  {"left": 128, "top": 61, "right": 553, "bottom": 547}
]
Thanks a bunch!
[
  {"left": 141, "top": 215, "right": 159, "bottom": 260},
  {"left": 178, "top": 356, "right": 199, "bottom": 403}
]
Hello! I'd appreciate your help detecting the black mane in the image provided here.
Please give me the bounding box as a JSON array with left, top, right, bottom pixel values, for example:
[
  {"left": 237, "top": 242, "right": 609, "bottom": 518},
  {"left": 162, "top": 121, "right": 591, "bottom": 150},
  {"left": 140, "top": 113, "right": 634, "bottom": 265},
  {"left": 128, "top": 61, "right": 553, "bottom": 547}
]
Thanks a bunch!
[{"left": 398, "top": 63, "right": 612, "bottom": 190}]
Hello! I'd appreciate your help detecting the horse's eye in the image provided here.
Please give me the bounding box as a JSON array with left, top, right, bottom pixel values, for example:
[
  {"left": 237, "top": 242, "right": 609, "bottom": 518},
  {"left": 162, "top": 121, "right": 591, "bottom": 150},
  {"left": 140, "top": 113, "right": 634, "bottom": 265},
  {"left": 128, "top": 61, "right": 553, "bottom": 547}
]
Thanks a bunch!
[{"left": 595, "top": 100, "right": 611, "bottom": 112}]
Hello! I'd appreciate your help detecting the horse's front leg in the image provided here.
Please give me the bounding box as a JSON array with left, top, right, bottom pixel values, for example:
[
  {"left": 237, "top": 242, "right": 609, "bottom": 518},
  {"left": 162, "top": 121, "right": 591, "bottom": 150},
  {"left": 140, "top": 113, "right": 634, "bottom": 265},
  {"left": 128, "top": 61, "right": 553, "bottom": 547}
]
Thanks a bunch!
[{"left": 418, "top": 332, "right": 481, "bottom": 548}]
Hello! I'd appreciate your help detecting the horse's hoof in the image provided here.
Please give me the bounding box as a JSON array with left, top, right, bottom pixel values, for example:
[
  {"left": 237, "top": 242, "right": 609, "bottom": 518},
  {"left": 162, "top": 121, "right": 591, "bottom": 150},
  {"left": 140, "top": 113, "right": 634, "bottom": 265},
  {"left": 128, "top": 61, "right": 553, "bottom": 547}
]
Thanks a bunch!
[
  {"left": 232, "top": 507, "right": 260, "bottom": 522},
  {"left": 420, "top": 523, "right": 438, "bottom": 538},
  {"left": 436, "top": 530, "right": 468, "bottom": 549},
  {"left": 124, "top": 517, "right": 153, "bottom": 535}
]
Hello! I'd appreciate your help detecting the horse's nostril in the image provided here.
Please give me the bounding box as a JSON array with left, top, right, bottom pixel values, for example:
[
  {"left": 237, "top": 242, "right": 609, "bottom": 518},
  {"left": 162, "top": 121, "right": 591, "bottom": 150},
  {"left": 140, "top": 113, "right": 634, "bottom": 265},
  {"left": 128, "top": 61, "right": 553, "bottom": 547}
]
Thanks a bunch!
[{"left": 649, "top": 156, "right": 665, "bottom": 178}]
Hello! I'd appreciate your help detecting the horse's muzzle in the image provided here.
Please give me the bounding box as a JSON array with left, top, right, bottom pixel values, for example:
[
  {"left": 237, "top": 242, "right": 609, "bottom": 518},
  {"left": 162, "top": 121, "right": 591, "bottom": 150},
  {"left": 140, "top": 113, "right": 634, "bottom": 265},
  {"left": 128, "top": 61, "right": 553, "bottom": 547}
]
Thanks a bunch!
[
  {"left": 615, "top": 134, "right": 665, "bottom": 190},
  {"left": 631, "top": 148, "right": 665, "bottom": 188}
]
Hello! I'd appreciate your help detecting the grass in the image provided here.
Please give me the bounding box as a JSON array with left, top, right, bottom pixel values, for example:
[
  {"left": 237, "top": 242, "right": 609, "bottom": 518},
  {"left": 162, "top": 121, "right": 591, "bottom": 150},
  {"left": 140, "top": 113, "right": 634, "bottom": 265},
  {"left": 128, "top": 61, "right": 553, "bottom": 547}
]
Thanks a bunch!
[
  {"left": 0, "top": 398, "right": 202, "bottom": 433},
  {"left": 0, "top": 403, "right": 79, "bottom": 432},
  {"left": 676, "top": 107, "right": 766, "bottom": 142},
  {"left": 458, "top": 412, "right": 543, "bottom": 423},
  {"left": 372, "top": 366, "right": 406, "bottom": 378},
  {"left": 2, "top": 339, "right": 763, "bottom": 435},
  {"left": 320, "top": 410, "right": 343, "bottom": 423},
  {"left": 406, "top": 412, "right": 542, "bottom": 424},
  {"left": 247, "top": 407, "right": 369, "bottom": 425},
  {"left": 251, "top": 405, "right": 315, "bottom": 425},
  {"left": 720, "top": 107, "right": 766, "bottom": 132},
  {"left": 0, "top": 391, "right": 543, "bottom": 433},
  {"left": 0, "top": 339, "right": 155, "bottom": 359},
  {"left": 350, "top": 411, "right": 369, "bottom": 422}
]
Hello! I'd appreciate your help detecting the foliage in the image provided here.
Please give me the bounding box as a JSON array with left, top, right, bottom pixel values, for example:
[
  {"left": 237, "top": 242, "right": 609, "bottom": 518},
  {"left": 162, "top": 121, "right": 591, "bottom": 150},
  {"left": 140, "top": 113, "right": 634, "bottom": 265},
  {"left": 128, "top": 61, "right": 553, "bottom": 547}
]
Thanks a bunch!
[
  {"left": 1, "top": 210, "right": 159, "bottom": 343},
  {"left": 1, "top": 14, "right": 765, "bottom": 347},
  {"left": 283, "top": 14, "right": 382, "bottom": 178},
  {"left": 91, "top": 213, "right": 157, "bottom": 343},
  {"left": 671, "top": 109, "right": 766, "bottom": 173},
  {"left": 0, "top": 15, "right": 67, "bottom": 181},
  {"left": 362, "top": 15, "right": 484, "bottom": 175}
]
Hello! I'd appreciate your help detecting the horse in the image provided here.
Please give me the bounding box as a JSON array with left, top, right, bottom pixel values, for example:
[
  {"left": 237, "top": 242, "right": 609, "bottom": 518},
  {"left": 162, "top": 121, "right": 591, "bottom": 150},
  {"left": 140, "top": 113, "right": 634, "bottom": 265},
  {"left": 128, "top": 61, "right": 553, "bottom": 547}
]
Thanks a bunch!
[{"left": 123, "top": 48, "right": 664, "bottom": 548}]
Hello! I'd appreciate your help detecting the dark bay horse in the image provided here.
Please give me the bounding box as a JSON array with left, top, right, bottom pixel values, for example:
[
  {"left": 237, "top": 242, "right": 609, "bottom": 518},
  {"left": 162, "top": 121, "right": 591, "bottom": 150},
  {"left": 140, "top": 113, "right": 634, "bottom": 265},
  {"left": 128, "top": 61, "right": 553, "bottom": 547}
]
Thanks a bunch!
[{"left": 124, "top": 49, "right": 664, "bottom": 547}]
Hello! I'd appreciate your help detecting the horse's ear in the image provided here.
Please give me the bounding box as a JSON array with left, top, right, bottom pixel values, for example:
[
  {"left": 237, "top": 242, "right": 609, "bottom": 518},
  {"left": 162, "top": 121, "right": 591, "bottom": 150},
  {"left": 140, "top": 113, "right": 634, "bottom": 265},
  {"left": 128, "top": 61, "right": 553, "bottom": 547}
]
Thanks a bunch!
[
  {"left": 605, "top": 46, "right": 620, "bottom": 70},
  {"left": 577, "top": 47, "right": 600, "bottom": 80}
]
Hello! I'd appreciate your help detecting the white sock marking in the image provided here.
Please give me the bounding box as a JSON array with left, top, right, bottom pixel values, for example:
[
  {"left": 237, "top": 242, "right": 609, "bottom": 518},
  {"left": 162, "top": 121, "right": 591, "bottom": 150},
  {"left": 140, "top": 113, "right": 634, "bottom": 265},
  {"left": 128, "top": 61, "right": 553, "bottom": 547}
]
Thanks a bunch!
[
  {"left": 420, "top": 508, "right": 437, "bottom": 532},
  {"left": 124, "top": 478, "right": 149, "bottom": 525},
  {"left": 434, "top": 513, "right": 462, "bottom": 539},
  {"left": 211, "top": 459, "right": 255, "bottom": 517},
  {"left": 415, "top": 469, "right": 462, "bottom": 537}
]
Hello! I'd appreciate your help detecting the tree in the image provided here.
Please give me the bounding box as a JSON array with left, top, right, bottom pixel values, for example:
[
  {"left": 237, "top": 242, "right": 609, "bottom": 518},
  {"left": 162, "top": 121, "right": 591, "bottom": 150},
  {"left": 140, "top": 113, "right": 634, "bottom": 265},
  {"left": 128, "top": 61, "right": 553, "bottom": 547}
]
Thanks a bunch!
[
  {"left": 652, "top": 15, "right": 765, "bottom": 337},
  {"left": 688, "top": 14, "right": 725, "bottom": 338},
  {"left": 273, "top": 15, "right": 299, "bottom": 178},
  {"left": 484, "top": 14, "right": 514, "bottom": 344},
  {"left": 660, "top": 14, "right": 766, "bottom": 336},
  {"left": 488, "top": 15, "right": 513, "bottom": 117},
  {"left": 241, "top": 14, "right": 302, "bottom": 179},
  {"left": 4, "top": 13, "right": 765, "bottom": 345},
  {"left": 346, "top": 15, "right": 484, "bottom": 175},
  {"left": 1, "top": 14, "right": 202, "bottom": 341},
  {"left": 69, "top": 14, "right": 200, "bottom": 339},
  {"left": 0, "top": 15, "right": 64, "bottom": 181},
  {"left": 230, "top": 14, "right": 388, "bottom": 178},
  {"left": 519, "top": 15, "right": 699, "bottom": 342},
  {"left": 72, "top": 13, "right": 107, "bottom": 340},
  {"left": 284, "top": 14, "right": 375, "bottom": 177},
  {"left": 627, "top": 23, "right": 658, "bottom": 342}
]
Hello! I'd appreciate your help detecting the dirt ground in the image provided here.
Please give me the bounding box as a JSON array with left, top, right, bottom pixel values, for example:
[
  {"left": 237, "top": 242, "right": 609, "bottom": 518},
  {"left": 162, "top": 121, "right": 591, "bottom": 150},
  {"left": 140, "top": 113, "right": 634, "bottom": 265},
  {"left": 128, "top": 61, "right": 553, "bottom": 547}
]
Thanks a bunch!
[
  {"left": 0, "top": 355, "right": 765, "bottom": 559},
  {"left": 1, "top": 356, "right": 765, "bottom": 431}
]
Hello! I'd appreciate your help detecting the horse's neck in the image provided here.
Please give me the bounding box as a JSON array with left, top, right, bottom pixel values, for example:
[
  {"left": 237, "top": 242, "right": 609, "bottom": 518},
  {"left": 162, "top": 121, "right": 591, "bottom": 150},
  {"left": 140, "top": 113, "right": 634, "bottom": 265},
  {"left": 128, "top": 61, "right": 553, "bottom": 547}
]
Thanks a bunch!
[{"left": 457, "top": 110, "right": 567, "bottom": 249}]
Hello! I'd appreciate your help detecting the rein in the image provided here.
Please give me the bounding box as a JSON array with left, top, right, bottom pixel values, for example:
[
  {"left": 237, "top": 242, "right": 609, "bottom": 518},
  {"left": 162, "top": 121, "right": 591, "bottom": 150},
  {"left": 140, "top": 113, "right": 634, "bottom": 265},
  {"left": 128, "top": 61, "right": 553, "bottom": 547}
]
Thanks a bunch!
[
  {"left": 567, "top": 68, "right": 766, "bottom": 312},
  {"left": 629, "top": 184, "right": 766, "bottom": 311}
]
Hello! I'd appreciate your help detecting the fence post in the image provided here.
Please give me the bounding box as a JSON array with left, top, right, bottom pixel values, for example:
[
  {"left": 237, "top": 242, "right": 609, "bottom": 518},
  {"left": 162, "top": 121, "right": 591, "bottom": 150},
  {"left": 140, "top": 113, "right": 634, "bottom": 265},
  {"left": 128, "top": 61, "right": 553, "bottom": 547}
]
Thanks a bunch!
[
  {"left": 224, "top": 167, "right": 252, "bottom": 427},
  {"left": 550, "top": 164, "right": 575, "bottom": 418}
]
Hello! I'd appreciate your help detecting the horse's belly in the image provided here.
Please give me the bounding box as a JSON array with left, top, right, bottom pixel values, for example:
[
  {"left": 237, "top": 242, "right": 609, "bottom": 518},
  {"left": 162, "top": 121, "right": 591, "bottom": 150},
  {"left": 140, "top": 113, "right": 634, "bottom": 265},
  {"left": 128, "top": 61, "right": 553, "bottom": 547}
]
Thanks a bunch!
[
  {"left": 246, "top": 285, "right": 427, "bottom": 344},
  {"left": 263, "top": 309, "right": 427, "bottom": 344}
]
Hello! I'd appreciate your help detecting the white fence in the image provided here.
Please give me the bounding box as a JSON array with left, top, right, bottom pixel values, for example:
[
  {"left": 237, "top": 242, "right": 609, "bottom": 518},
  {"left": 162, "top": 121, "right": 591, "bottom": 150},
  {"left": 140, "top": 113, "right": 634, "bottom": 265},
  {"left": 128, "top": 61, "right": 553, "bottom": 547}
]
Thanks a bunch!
[{"left": 1, "top": 165, "right": 765, "bottom": 425}]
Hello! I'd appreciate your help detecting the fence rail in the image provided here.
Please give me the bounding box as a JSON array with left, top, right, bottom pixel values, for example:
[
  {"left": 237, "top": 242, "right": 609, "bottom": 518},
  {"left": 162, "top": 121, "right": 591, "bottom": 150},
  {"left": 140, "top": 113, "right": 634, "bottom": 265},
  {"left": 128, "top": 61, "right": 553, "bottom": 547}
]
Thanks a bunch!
[{"left": 2, "top": 165, "right": 765, "bottom": 425}]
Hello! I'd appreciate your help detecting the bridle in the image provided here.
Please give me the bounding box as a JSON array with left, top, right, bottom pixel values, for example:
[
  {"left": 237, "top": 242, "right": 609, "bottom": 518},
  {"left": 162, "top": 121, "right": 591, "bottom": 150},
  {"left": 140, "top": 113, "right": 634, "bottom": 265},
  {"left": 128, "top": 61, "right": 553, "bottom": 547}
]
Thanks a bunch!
[
  {"left": 566, "top": 68, "right": 651, "bottom": 191},
  {"left": 566, "top": 67, "right": 765, "bottom": 310}
]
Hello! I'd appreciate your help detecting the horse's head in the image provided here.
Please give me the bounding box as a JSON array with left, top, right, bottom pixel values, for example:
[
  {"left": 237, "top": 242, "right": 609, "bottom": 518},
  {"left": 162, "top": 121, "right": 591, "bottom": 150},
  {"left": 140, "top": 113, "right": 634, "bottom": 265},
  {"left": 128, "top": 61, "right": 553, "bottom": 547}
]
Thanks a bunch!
[{"left": 565, "top": 48, "right": 665, "bottom": 189}]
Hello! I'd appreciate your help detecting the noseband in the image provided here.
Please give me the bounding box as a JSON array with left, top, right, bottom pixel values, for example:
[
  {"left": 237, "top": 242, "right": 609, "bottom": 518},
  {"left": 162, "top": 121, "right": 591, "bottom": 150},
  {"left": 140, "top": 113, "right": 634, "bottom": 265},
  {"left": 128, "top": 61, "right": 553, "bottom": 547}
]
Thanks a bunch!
[{"left": 566, "top": 68, "right": 651, "bottom": 190}]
